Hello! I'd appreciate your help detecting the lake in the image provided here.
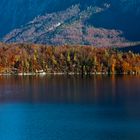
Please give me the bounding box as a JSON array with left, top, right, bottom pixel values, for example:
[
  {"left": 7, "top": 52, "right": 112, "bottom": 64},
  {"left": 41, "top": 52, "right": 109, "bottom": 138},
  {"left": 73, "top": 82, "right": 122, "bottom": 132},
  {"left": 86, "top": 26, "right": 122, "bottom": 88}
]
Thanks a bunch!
[{"left": 0, "top": 75, "right": 140, "bottom": 140}]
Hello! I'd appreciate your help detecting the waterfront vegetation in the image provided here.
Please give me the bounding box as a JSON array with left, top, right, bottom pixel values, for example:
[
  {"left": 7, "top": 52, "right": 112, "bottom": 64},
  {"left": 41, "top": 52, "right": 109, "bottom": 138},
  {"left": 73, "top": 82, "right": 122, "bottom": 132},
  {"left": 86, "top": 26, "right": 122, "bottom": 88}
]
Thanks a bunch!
[{"left": 0, "top": 43, "right": 140, "bottom": 75}]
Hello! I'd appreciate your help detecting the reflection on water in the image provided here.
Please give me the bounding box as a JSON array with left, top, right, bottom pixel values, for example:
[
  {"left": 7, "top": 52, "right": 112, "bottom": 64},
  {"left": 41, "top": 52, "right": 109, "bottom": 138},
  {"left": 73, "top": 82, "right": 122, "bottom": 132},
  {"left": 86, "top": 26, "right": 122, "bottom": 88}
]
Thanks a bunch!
[
  {"left": 0, "top": 75, "right": 140, "bottom": 104},
  {"left": 0, "top": 75, "right": 140, "bottom": 140}
]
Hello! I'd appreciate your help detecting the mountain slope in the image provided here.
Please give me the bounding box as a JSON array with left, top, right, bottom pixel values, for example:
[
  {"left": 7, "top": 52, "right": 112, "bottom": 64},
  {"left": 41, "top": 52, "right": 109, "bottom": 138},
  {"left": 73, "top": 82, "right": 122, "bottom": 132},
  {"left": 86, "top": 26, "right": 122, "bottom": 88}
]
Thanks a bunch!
[
  {"left": 3, "top": 5, "right": 133, "bottom": 47},
  {"left": 89, "top": 0, "right": 140, "bottom": 41},
  {"left": 0, "top": 0, "right": 140, "bottom": 41},
  {"left": 0, "top": 0, "right": 99, "bottom": 38},
  {"left": 0, "top": 0, "right": 140, "bottom": 47}
]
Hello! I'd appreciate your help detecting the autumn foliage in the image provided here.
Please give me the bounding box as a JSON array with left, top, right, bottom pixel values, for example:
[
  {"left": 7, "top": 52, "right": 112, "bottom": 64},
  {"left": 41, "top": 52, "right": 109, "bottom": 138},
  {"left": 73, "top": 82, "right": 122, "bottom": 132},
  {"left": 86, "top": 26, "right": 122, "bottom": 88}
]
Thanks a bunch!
[{"left": 0, "top": 43, "right": 140, "bottom": 75}]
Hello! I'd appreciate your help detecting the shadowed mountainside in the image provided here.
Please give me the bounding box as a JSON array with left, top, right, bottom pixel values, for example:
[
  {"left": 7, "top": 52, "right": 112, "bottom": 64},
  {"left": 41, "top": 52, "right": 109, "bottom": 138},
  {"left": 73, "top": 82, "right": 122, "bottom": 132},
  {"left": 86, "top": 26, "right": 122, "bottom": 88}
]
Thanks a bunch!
[
  {"left": 1, "top": 5, "right": 124, "bottom": 46},
  {"left": 3, "top": 4, "right": 140, "bottom": 47}
]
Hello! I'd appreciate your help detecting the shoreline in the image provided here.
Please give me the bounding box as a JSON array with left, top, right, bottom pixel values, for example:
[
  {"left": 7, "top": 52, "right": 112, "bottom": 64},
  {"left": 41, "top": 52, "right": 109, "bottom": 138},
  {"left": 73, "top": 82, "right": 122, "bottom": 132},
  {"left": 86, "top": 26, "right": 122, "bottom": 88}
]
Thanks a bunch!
[{"left": 0, "top": 72, "right": 139, "bottom": 76}]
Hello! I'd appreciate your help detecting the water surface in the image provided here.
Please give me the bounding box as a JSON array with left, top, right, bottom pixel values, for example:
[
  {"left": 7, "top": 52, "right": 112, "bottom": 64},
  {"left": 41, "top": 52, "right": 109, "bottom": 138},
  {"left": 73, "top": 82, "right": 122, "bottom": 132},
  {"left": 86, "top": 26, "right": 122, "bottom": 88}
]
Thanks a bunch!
[{"left": 0, "top": 75, "right": 140, "bottom": 140}]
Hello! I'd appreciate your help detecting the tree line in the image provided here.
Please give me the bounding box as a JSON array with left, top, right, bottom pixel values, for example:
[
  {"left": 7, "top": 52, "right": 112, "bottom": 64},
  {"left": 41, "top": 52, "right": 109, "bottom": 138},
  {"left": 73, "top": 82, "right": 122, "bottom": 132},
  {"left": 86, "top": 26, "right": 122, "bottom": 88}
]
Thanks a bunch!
[{"left": 0, "top": 43, "right": 140, "bottom": 75}]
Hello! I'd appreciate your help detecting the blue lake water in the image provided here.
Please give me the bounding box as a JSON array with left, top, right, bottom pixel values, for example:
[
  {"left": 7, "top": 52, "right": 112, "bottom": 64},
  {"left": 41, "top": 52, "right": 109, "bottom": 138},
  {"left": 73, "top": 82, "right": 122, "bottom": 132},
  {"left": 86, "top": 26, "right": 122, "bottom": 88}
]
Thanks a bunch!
[{"left": 0, "top": 75, "right": 140, "bottom": 140}]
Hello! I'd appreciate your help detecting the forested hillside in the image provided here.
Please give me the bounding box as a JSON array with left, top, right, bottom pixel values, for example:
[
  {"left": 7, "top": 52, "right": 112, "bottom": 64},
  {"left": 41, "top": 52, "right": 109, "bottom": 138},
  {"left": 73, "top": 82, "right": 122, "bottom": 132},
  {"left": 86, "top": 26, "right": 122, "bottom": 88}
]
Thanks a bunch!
[{"left": 0, "top": 43, "right": 140, "bottom": 75}]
